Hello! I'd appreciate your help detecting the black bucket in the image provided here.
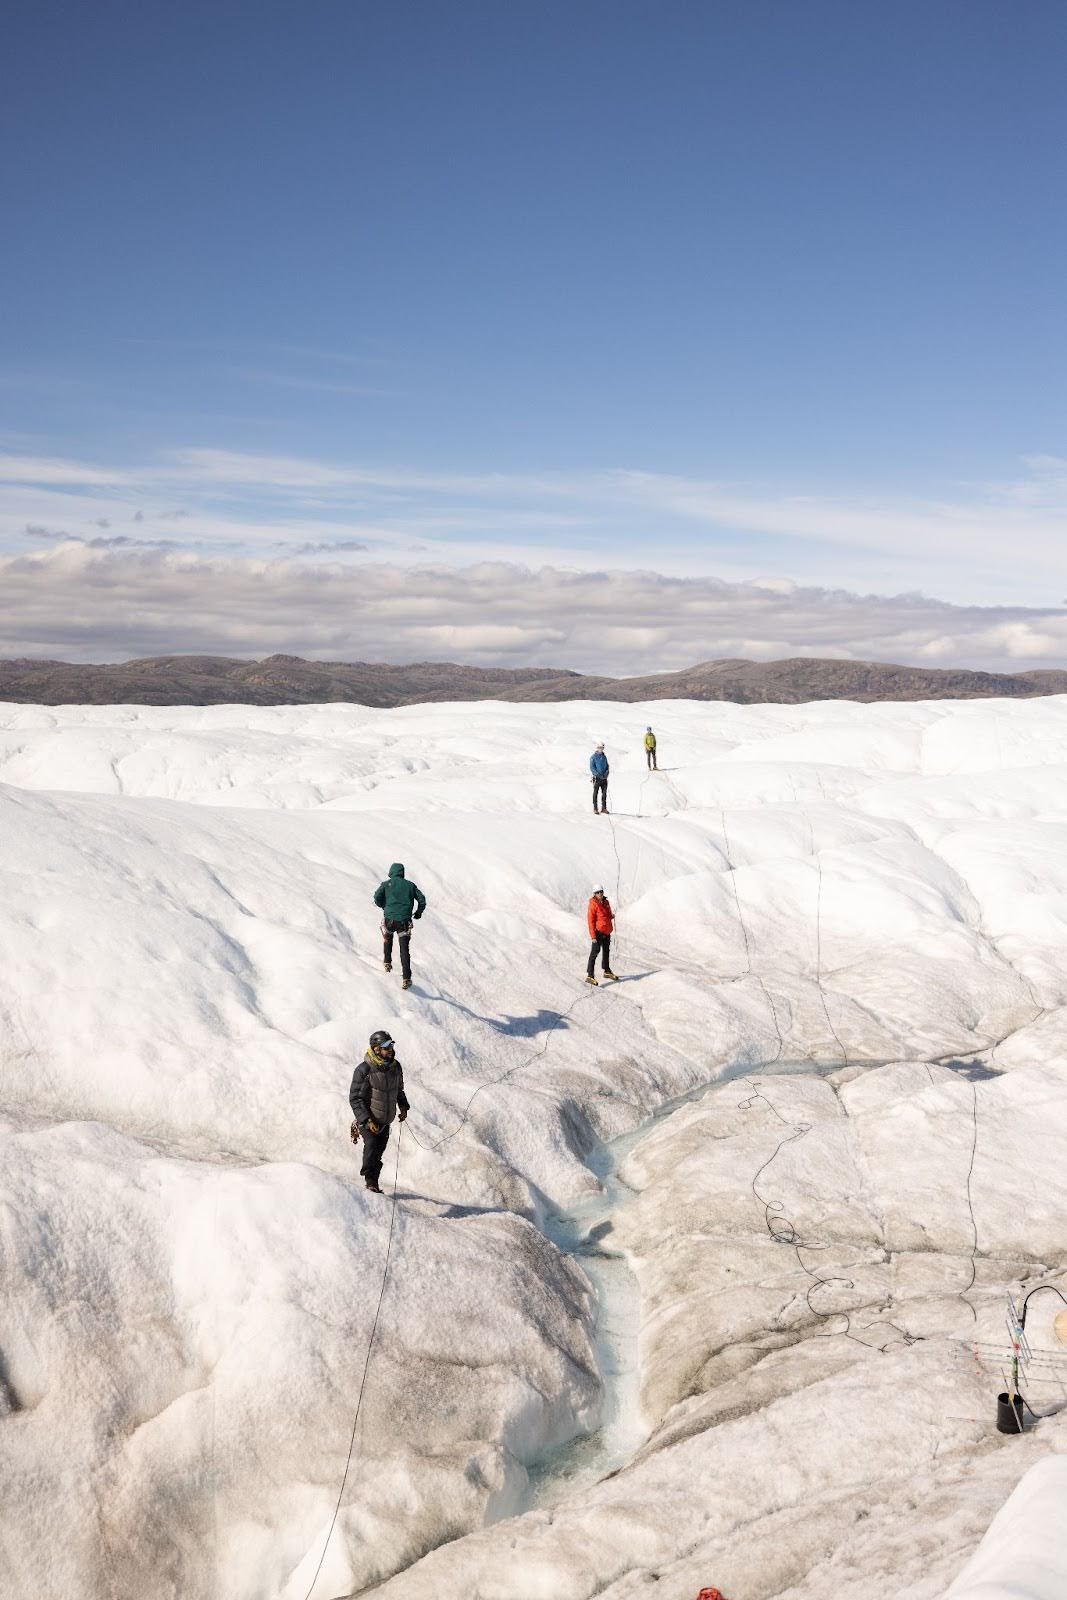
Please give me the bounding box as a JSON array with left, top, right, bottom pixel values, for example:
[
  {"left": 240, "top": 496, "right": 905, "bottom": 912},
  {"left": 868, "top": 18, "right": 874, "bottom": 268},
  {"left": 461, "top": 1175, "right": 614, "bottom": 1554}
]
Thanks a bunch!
[{"left": 996, "top": 1392, "right": 1025, "bottom": 1434}]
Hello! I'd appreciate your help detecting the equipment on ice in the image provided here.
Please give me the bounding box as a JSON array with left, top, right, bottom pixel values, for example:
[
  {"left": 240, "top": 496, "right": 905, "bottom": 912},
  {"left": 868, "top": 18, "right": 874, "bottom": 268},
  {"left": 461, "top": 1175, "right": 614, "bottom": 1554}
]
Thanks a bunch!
[{"left": 977, "top": 1283, "right": 1067, "bottom": 1433}]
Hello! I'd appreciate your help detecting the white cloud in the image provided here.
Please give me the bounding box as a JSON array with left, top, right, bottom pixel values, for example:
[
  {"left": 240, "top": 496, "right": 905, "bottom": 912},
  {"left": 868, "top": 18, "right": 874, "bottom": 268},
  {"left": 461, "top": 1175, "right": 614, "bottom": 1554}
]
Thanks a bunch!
[
  {"left": 2, "top": 445, "right": 1067, "bottom": 613},
  {"left": 3, "top": 545, "right": 1067, "bottom": 675},
  {"left": 0, "top": 455, "right": 131, "bottom": 487},
  {"left": 158, "top": 449, "right": 1067, "bottom": 571},
  {"left": 219, "top": 370, "right": 393, "bottom": 398},
  {"left": 2, "top": 444, "right": 1067, "bottom": 595}
]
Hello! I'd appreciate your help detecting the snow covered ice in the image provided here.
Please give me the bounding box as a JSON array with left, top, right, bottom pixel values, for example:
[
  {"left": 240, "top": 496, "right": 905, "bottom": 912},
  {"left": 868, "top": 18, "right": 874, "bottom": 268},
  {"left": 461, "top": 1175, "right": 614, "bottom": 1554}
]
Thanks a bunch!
[{"left": 4, "top": 695, "right": 1067, "bottom": 1599}]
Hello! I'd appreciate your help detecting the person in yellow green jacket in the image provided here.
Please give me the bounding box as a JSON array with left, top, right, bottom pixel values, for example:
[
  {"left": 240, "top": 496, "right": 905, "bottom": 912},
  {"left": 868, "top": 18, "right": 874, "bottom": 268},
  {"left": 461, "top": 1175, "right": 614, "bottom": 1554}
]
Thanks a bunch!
[{"left": 643, "top": 726, "right": 658, "bottom": 771}]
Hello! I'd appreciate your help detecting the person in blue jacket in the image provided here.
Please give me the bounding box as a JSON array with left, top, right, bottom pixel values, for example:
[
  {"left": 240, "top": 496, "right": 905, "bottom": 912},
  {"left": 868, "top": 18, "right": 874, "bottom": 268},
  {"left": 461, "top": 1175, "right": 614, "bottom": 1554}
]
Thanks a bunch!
[{"left": 589, "top": 742, "right": 610, "bottom": 814}]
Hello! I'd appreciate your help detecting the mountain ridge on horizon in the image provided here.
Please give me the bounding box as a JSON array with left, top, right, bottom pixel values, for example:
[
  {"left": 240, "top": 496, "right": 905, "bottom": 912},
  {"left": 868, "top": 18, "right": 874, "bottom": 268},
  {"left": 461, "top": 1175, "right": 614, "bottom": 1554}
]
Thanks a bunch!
[{"left": 3, "top": 652, "right": 1067, "bottom": 707}]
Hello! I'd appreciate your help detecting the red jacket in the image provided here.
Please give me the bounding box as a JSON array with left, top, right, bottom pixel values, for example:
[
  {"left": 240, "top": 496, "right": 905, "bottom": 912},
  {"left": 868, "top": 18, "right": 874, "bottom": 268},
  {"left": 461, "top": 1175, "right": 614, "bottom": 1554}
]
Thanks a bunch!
[{"left": 587, "top": 894, "right": 614, "bottom": 937}]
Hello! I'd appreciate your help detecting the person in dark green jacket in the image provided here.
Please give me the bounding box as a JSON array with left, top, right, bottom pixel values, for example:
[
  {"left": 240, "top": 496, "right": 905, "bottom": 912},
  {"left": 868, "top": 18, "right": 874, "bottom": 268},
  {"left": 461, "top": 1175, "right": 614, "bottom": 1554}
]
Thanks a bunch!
[{"left": 373, "top": 862, "right": 427, "bottom": 989}]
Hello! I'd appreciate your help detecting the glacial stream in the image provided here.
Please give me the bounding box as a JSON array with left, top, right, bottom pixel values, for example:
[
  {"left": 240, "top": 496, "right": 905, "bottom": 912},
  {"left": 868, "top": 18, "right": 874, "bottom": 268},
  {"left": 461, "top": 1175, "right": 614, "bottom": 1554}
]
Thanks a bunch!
[
  {"left": 522, "top": 1124, "right": 647, "bottom": 1507},
  {"left": 522, "top": 1058, "right": 847, "bottom": 1509}
]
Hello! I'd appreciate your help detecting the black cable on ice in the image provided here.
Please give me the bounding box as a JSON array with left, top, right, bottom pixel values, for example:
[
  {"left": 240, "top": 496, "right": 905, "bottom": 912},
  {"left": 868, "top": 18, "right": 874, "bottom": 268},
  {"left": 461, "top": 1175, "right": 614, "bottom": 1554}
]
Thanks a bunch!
[{"left": 301, "top": 1124, "right": 405, "bottom": 1600}]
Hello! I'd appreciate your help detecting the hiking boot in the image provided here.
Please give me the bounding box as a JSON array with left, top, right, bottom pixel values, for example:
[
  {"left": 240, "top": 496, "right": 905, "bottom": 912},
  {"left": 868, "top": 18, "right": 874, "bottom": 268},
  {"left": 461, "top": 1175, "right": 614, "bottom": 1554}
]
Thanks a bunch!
[
  {"left": 365, "top": 1180, "right": 382, "bottom": 1194},
  {"left": 402, "top": 978, "right": 412, "bottom": 990},
  {"left": 383, "top": 961, "right": 392, "bottom": 973},
  {"left": 584, "top": 974, "right": 598, "bottom": 986},
  {"left": 602, "top": 970, "right": 619, "bottom": 981}
]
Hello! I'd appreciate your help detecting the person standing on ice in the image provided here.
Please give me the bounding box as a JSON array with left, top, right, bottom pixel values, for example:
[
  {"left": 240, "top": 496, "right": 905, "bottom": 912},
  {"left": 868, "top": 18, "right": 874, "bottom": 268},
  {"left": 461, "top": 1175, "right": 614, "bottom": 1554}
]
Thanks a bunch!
[
  {"left": 589, "top": 742, "right": 610, "bottom": 814},
  {"left": 373, "top": 862, "right": 426, "bottom": 991},
  {"left": 349, "top": 1030, "right": 409, "bottom": 1193},
  {"left": 585, "top": 885, "right": 618, "bottom": 984},
  {"left": 643, "top": 726, "right": 658, "bottom": 770}
]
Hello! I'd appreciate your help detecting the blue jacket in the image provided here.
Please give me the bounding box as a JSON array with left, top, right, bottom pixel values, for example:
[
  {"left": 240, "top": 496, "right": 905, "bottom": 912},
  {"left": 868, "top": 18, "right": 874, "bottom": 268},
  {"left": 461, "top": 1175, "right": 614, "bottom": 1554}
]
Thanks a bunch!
[{"left": 589, "top": 751, "right": 609, "bottom": 777}]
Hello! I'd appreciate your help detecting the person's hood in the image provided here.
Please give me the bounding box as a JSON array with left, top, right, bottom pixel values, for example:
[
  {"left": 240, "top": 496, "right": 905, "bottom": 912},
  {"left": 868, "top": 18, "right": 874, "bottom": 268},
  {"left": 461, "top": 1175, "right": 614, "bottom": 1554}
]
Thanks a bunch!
[{"left": 388, "top": 862, "right": 405, "bottom": 878}]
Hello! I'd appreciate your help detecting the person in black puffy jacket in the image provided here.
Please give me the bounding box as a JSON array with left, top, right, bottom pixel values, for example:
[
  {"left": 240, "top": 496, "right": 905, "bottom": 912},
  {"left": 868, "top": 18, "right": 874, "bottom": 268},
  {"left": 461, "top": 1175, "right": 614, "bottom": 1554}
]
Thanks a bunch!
[{"left": 349, "top": 1030, "right": 410, "bottom": 1193}]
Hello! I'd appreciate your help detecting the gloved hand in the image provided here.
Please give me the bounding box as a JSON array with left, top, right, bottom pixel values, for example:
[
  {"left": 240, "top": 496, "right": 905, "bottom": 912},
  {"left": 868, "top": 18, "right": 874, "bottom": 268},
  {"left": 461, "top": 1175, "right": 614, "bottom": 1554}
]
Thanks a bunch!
[
  {"left": 398, "top": 1107, "right": 408, "bottom": 1122},
  {"left": 413, "top": 910, "right": 423, "bottom": 920},
  {"left": 367, "top": 1119, "right": 381, "bottom": 1135}
]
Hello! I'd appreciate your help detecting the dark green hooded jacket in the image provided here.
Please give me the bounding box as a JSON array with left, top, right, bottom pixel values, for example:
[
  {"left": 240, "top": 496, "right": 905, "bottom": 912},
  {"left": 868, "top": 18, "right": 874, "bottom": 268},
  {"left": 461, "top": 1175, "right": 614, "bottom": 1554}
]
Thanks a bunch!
[{"left": 373, "top": 862, "right": 426, "bottom": 924}]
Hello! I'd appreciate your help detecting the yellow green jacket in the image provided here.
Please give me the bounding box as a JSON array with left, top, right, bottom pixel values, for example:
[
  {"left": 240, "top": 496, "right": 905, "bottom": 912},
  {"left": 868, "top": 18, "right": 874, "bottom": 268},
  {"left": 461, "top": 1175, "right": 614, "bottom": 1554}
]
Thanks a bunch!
[{"left": 643, "top": 731, "right": 657, "bottom": 750}]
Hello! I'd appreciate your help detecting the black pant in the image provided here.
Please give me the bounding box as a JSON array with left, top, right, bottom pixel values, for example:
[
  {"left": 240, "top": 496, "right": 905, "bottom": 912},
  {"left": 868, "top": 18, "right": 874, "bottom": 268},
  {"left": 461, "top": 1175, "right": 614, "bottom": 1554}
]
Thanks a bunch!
[
  {"left": 592, "top": 776, "right": 608, "bottom": 812},
  {"left": 360, "top": 1122, "right": 391, "bottom": 1186},
  {"left": 382, "top": 918, "right": 412, "bottom": 980},
  {"left": 646, "top": 749, "right": 657, "bottom": 770},
  {"left": 588, "top": 931, "right": 611, "bottom": 976}
]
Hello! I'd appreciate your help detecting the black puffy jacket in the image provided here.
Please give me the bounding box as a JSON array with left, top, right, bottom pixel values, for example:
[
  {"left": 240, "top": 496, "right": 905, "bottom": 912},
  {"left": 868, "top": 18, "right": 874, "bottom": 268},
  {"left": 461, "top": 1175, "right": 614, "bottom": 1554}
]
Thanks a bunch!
[{"left": 349, "top": 1048, "right": 409, "bottom": 1130}]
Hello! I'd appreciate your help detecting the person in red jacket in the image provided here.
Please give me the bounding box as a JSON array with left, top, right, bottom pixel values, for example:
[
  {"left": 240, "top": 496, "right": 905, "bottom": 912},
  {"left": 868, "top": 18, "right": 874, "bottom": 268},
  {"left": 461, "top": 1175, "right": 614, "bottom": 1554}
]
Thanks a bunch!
[{"left": 585, "top": 885, "right": 618, "bottom": 985}]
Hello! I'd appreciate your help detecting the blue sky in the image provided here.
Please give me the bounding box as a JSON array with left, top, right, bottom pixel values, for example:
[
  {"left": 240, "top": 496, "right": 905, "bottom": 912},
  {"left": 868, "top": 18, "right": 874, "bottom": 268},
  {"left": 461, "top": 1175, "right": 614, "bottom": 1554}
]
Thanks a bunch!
[{"left": 2, "top": 0, "right": 1066, "bottom": 666}]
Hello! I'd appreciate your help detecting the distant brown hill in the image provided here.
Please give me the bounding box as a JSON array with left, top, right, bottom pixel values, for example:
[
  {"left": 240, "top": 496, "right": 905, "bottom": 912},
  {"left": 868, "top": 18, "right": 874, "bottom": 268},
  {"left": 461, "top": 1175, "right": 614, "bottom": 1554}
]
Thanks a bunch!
[{"left": 2, "top": 653, "right": 1067, "bottom": 707}]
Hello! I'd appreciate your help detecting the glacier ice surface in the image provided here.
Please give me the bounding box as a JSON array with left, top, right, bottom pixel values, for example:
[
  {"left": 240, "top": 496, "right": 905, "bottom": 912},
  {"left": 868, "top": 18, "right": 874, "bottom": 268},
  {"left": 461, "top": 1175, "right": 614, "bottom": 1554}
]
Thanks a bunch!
[{"left": 3, "top": 696, "right": 1067, "bottom": 1598}]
